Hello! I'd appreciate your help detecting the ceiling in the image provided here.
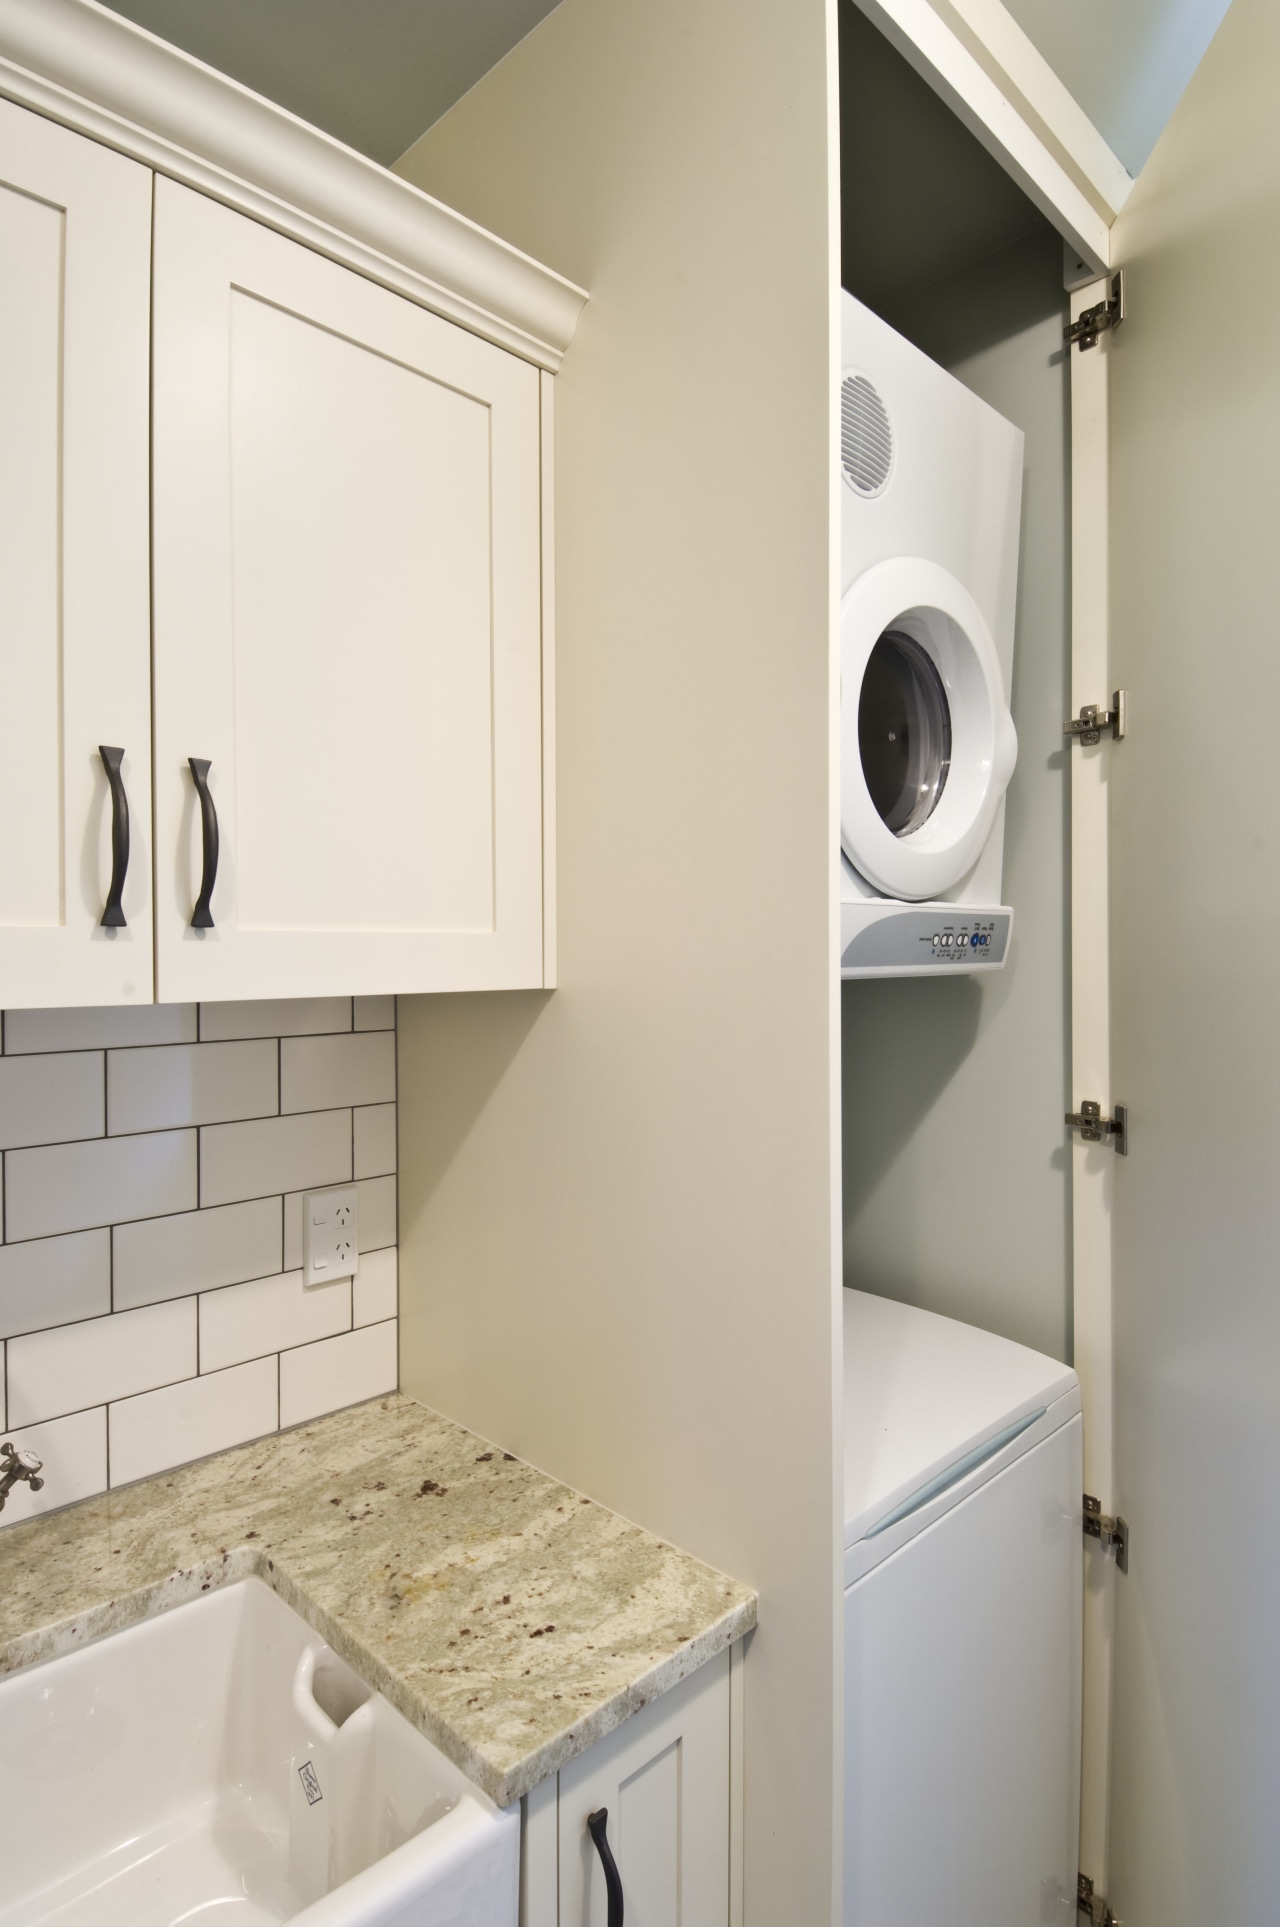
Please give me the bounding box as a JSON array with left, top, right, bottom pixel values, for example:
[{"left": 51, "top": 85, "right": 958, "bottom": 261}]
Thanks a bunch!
[
  {"left": 100, "top": 0, "right": 1233, "bottom": 185},
  {"left": 1001, "top": 0, "right": 1235, "bottom": 175},
  {"left": 98, "top": 0, "right": 564, "bottom": 166}
]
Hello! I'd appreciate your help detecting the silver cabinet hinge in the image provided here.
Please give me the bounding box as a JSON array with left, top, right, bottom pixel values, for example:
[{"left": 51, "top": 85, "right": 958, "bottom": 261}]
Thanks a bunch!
[
  {"left": 1065, "top": 270, "right": 1124, "bottom": 351},
  {"left": 1078, "top": 1871, "right": 1119, "bottom": 1925},
  {"left": 1064, "top": 690, "right": 1125, "bottom": 744},
  {"left": 1066, "top": 1100, "right": 1128, "bottom": 1156},
  {"left": 1083, "top": 1495, "right": 1130, "bottom": 1574}
]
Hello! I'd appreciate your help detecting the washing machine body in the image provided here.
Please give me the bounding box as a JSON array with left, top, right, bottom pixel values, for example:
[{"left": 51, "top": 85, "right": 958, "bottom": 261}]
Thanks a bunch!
[
  {"left": 840, "top": 292, "right": 1024, "bottom": 976},
  {"left": 842, "top": 1290, "right": 1082, "bottom": 1927}
]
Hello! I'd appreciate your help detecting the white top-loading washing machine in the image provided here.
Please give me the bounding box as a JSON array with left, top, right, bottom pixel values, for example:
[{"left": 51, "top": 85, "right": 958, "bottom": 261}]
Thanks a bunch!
[
  {"left": 842, "top": 1290, "right": 1082, "bottom": 1927},
  {"left": 840, "top": 293, "right": 1023, "bottom": 976}
]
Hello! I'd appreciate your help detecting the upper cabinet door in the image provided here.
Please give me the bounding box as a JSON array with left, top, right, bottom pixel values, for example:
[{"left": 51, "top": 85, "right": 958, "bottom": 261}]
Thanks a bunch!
[
  {"left": 151, "top": 178, "right": 546, "bottom": 1003},
  {"left": 0, "top": 100, "right": 154, "bottom": 1009}
]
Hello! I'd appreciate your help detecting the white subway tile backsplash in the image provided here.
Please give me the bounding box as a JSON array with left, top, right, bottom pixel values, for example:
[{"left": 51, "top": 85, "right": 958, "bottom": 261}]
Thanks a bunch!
[
  {"left": 353, "top": 1104, "right": 396, "bottom": 1179},
  {"left": 5, "top": 1130, "right": 198, "bottom": 1241},
  {"left": 0, "top": 1052, "right": 104, "bottom": 1151},
  {"left": 4, "top": 1005, "right": 196, "bottom": 1055},
  {"left": 200, "top": 1109, "right": 351, "bottom": 1208},
  {"left": 284, "top": 1174, "right": 396, "bottom": 1271},
  {"left": 0, "top": 1229, "right": 111, "bottom": 1340},
  {"left": 113, "top": 1198, "right": 282, "bottom": 1312},
  {"left": 356, "top": 1176, "right": 398, "bottom": 1253},
  {"left": 353, "top": 1247, "right": 397, "bottom": 1328},
  {"left": 279, "top": 1319, "right": 397, "bottom": 1429},
  {"left": 280, "top": 1032, "right": 395, "bottom": 1115},
  {"left": 199, "top": 999, "right": 351, "bottom": 1042},
  {"left": 0, "top": 1407, "right": 107, "bottom": 1525},
  {"left": 354, "top": 995, "right": 395, "bottom": 1031},
  {"left": 108, "top": 1039, "right": 278, "bottom": 1135},
  {"left": 200, "top": 1268, "right": 351, "bottom": 1373},
  {"left": 110, "top": 1357, "right": 278, "bottom": 1487},
  {"left": 0, "top": 994, "right": 396, "bottom": 1519},
  {"left": 7, "top": 1298, "right": 196, "bottom": 1427}
]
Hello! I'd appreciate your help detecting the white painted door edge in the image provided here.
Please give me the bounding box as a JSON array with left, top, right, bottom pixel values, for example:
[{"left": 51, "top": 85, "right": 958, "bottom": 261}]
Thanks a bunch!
[
  {"left": 928, "top": 0, "right": 1133, "bottom": 220},
  {"left": 0, "top": 0, "right": 587, "bottom": 371},
  {"left": 854, "top": 0, "right": 1114, "bottom": 271},
  {"left": 1068, "top": 277, "right": 1118, "bottom": 1896}
]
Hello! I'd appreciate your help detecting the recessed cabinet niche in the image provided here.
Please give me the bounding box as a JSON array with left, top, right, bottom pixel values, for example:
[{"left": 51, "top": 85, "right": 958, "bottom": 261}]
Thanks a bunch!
[{"left": 0, "top": 101, "right": 551, "bottom": 1011}]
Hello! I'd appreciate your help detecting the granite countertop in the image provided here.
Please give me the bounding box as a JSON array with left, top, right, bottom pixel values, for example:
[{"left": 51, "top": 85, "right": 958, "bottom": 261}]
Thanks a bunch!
[{"left": 0, "top": 1393, "right": 755, "bottom": 1807}]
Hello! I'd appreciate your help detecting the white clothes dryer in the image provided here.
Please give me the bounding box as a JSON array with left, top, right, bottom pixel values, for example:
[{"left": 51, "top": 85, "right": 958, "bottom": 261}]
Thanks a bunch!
[
  {"left": 839, "top": 292, "right": 1023, "bottom": 976},
  {"left": 842, "top": 1290, "right": 1082, "bottom": 1926}
]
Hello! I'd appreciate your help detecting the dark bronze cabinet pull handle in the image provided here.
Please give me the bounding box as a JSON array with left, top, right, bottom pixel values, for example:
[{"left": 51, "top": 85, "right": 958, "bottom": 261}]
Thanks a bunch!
[
  {"left": 98, "top": 745, "right": 129, "bottom": 928},
  {"left": 587, "top": 1808, "right": 623, "bottom": 1927},
  {"left": 188, "top": 757, "right": 219, "bottom": 929}
]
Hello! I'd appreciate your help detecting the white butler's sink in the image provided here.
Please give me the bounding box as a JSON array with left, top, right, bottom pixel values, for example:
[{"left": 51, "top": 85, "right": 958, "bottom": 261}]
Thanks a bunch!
[{"left": 0, "top": 1577, "right": 517, "bottom": 1926}]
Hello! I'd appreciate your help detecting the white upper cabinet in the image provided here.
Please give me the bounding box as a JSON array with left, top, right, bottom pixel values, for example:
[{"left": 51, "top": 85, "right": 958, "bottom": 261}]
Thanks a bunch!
[
  {"left": 0, "top": 99, "right": 153, "bottom": 1009},
  {"left": 0, "top": 1, "right": 577, "bottom": 1015},
  {"left": 151, "top": 179, "right": 546, "bottom": 1003}
]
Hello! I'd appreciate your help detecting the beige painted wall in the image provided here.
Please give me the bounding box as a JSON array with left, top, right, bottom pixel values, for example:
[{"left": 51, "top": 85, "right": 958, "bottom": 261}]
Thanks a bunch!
[
  {"left": 1106, "top": 0, "right": 1280, "bottom": 1918},
  {"left": 393, "top": 2, "right": 841, "bottom": 1920}
]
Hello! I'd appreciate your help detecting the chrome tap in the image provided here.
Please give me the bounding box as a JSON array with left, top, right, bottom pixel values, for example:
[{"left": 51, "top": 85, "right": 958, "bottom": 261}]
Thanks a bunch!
[{"left": 0, "top": 1442, "right": 43, "bottom": 1511}]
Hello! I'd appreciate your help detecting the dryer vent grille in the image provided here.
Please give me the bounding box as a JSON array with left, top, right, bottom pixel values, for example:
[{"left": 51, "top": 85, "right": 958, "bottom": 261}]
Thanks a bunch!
[{"left": 841, "top": 375, "right": 893, "bottom": 497}]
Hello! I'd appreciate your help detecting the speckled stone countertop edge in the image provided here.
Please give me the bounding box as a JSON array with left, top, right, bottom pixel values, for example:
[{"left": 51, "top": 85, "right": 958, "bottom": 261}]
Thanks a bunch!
[
  {"left": 0, "top": 1397, "right": 759, "bottom": 1810},
  {"left": 439, "top": 1597, "right": 756, "bottom": 1806}
]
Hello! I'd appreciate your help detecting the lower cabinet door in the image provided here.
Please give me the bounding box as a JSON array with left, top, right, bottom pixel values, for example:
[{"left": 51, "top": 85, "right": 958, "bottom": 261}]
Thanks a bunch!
[{"left": 557, "top": 1650, "right": 730, "bottom": 1927}]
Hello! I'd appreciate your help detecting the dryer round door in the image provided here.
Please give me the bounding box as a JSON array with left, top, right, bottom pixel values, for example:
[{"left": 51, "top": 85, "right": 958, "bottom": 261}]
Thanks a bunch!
[{"left": 841, "top": 558, "right": 1017, "bottom": 901}]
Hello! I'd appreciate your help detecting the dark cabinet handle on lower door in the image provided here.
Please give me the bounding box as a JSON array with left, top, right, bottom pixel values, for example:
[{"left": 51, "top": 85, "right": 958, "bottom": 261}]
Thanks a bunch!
[
  {"left": 188, "top": 757, "right": 219, "bottom": 929},
  {"left": 587, "top": 1808, "right": 624, "bottom": 1927},
  {"left": 98, "top": 745, "right": 129, "bottom": 929}
]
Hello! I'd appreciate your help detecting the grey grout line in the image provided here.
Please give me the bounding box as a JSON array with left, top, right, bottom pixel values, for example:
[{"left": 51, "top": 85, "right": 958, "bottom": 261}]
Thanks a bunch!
[
  {"left": 0, "top": 1239, "right": 396, "bottom": 1345},
  {"left": 0, "top": 1101, "right": 378, "bottom": 1160}
]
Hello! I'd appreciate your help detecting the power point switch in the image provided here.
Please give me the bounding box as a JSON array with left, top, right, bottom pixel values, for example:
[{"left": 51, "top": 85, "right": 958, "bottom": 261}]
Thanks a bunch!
[{"left": 303, "top": 1185, "right": 359, "bottom": 1288}]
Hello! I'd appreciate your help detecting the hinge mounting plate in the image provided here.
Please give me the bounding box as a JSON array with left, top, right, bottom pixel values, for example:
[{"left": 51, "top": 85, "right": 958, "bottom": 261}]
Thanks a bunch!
[
  {"left": 1066, "top": 1100, "right": 1128, "bottom": 1156},
  {"left": 1083, "top": 1495, "right": 1130, "bottom": 1573},
  {"left": 1065, "top": 690, "right": 1126, "bottom": 745},
  {"left": 1065, "top": 270, "right": 1125, "bottom": 351},
  {"left": 1078, "top": 1870, "right": 1120, "bottom": 1924}
]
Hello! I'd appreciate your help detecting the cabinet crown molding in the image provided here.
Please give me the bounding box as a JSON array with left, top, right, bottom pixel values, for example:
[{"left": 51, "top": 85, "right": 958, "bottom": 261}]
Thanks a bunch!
[{"left": 0, "top": 0, "right": 587, "bottom": 369}]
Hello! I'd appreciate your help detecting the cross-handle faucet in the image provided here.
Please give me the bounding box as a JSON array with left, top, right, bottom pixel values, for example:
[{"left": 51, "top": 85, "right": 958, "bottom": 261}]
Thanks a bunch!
[{"left": 0, "top": 1442, "right": 43, "bottom": 1511}]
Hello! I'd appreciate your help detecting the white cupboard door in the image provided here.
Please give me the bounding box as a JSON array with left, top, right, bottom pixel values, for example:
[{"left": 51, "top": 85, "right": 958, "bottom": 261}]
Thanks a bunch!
[
  {"left": 0, "top": 100, "right": 153, "bottom": 1008},
  {"left": 151, "top": 178, "right": 545, "bottom": 1002},
  {"left": 558, "top": 1652, "right": 731, "bottom": 1927}
]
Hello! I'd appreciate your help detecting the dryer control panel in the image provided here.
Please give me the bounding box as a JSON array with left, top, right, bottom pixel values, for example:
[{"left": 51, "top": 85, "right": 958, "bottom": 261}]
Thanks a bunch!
[{"left": 840, "top": 906, "right": 1012, "bottom": 979}]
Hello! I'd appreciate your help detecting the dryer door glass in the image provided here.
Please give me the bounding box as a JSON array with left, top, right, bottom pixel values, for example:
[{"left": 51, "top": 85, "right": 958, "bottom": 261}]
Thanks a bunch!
[{"left": 858, "top": 630, "right": 952, "bottom": 836}]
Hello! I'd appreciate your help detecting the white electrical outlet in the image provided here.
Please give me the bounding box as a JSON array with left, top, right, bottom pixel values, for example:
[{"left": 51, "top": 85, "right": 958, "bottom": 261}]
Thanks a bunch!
[{"left": 302, "top": 1185, "right": 359, "bottom": 1288}]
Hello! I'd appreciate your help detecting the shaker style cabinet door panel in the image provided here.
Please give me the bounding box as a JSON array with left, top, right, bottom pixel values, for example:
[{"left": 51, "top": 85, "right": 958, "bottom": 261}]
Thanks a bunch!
[
  {"left": 0, "top": 99, "right": 154, "bottom": 1008},
  {"left": 557, "top": 1651, "right": 731, "bottom": 1927},
  {"left": 151, "top": 177, "right": 545, "bottom": 1002}
]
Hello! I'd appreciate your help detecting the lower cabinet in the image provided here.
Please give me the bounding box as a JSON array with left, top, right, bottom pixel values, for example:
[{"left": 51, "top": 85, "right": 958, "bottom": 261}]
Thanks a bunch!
[{"left": 521, "top": 1647, "right": 735, "bottom": 1927}]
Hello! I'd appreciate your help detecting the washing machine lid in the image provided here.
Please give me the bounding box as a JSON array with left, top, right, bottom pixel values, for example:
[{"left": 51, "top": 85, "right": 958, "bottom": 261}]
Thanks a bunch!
[{"left": 843, "top": 1290, "right": 1077, "bottom": 1549}]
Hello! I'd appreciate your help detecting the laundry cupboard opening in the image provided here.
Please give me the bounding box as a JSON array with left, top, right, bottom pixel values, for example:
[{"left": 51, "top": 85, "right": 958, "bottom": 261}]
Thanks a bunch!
[{"left": 839, "top": 0, "right": 1074, "bottom": 1366}]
